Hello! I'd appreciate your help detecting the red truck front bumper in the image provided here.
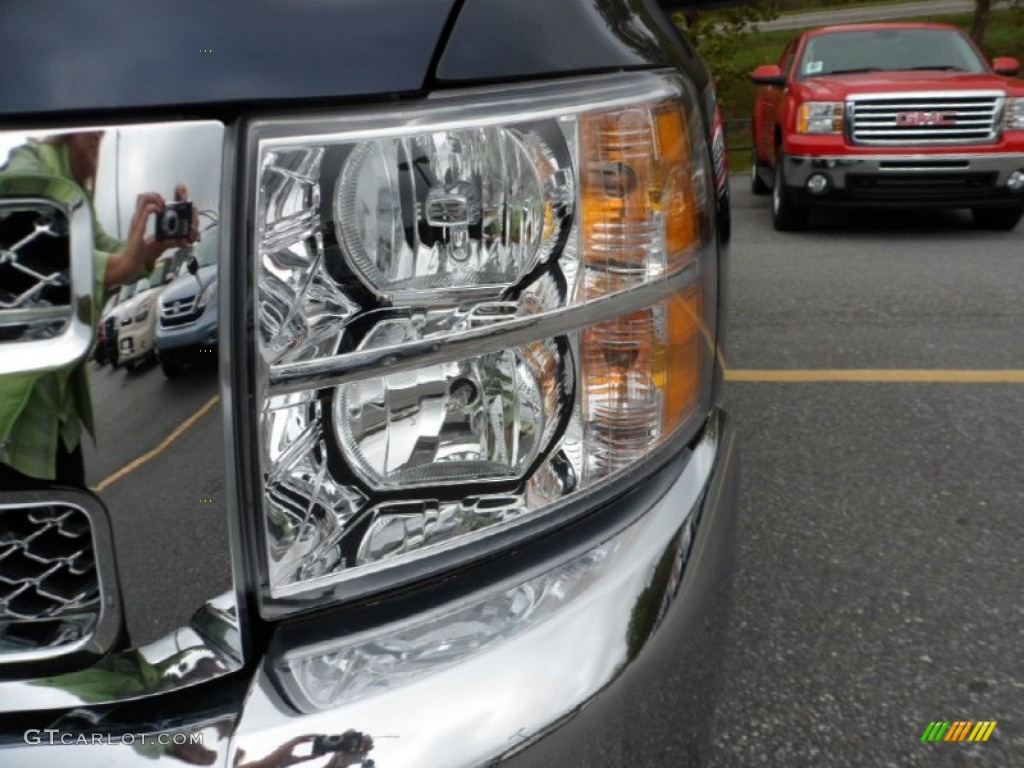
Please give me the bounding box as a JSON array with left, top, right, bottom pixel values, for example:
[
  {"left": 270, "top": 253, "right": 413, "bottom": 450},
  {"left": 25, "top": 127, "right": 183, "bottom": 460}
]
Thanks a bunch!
[{"left": 779, "top": 135, "right": 1024, "bottom": 208}]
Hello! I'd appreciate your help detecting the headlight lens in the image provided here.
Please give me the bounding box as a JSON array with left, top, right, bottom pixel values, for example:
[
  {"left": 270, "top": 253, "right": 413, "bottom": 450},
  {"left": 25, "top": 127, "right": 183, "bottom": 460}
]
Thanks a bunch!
[
  {"left": 248, "top": 72, "right": 716, "bottom": 613},
  {"left": 797, "top": 101, "right": 844, "bottom": 134},
  {"left": 197, "top": 279, "right": 217, "bottom": 309},
  {"left": 1006, "top": 97, "right": 1024, "bottom": 131},
  {"left": 134, "top": 298, "right": 152, "bottom": 322},
  {"left": 333, "top": 329, "right": 569, "bottom": 489}
]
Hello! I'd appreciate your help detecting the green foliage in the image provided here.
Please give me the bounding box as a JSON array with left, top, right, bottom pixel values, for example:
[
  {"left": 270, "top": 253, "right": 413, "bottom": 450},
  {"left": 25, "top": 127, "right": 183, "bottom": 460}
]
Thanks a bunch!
[
  {"left": 674, "top": 2, "right": 781, "bottom": 90},
  {"left": 1005, "top": 1, "right": 1024, "bottom": 53},
  {"left": 672, "top": 4, "right": 786, "bottom": 170}
]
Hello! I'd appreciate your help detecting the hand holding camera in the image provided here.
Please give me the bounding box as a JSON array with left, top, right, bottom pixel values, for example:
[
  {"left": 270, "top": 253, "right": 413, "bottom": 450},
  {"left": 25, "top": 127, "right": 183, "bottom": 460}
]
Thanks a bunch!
[
  {"left": 155, "top": 199, "right": 193, "bottom": 241},
  {"left": 311, "top": 730, "right": 373, "bottom": 758},
  {"left": 140, "top": 184, "right": 200, "bottom": 267},
  {"left": 109, "top": 185, "right": 201, "bottom": 287}
]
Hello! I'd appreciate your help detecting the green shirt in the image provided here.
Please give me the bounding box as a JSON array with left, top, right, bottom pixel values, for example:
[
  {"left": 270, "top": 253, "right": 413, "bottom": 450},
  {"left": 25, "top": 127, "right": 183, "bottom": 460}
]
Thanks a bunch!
[{"left": 0, "top": 141, "right": 125, "bottom": 481}]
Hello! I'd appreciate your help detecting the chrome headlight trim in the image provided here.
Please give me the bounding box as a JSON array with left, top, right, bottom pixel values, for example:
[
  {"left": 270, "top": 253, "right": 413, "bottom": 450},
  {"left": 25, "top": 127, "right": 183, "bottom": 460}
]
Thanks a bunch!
[{"left": 242, "top": 71, "right": 719, "bottom": 618}]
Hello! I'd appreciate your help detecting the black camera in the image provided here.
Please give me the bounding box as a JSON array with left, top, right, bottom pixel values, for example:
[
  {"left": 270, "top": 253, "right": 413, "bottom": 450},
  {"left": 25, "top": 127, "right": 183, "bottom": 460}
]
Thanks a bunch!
[
  {"left": 311, "top": 730, "right": 365, "bottom": 757},
  {"left": 155, "top": 201, "right": 192, "bottom": 241}
]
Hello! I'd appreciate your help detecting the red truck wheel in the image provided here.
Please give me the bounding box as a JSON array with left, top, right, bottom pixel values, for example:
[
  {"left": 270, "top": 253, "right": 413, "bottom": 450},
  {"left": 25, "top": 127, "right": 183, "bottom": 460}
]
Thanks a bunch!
[
  {"left": 751, "top": 153, "right": 771, "bottom": 195},
  {"left": 772, "top": 153, "right": 809, "bottom": 232}
]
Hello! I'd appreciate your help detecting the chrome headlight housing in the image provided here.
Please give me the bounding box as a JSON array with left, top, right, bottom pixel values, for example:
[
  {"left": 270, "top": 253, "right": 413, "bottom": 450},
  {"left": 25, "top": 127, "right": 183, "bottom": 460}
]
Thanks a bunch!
[
  {"left": 134, "top": 296, "right": 153, "bottom": 322},
  {"left": 197, "top": 278, "right": 218, "bottom": 309},
  {"left": 1006, "top": 97, "right": 1024, "bottom": 131},
  {"left": 245, "top": 71, "right": 719, "bottom": 616}
]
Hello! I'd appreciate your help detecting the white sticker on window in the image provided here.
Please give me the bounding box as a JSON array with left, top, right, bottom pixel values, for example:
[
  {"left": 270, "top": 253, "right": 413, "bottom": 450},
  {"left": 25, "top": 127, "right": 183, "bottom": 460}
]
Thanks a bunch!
[{"left": 805, "top": 61, "right": 824, "bottom": 74}]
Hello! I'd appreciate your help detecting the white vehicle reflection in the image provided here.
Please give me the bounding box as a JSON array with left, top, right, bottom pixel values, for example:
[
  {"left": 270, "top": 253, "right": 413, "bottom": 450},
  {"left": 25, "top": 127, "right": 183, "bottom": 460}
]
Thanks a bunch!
[{"left": 114, "top": 253, "right": 182, "bottom": 370}]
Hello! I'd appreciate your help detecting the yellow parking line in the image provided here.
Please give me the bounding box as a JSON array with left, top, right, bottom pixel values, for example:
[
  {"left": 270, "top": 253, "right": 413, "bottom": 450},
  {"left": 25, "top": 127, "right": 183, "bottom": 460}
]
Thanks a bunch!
[
  {"left": 92, "top": 394, "right": 221, "bottom": 492},
  {"left": 725, "top": 369, "right": 1024, "bottom": 383}
]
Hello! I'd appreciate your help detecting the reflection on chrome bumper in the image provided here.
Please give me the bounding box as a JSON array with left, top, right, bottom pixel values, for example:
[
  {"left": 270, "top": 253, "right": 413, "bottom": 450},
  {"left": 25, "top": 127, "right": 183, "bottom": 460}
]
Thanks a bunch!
[
  {"left": 233, "top": 408, "right": 739, "bottom": 768},
  {"left": 0, "top": 409, "right": 737, "bottom": 767},
  {"left": 782, "top": 152, "right": 1024, "bottom": 206}
]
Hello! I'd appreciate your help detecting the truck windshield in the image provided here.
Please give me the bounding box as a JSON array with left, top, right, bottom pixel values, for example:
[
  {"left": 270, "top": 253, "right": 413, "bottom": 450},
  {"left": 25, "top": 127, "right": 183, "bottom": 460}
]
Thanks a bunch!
[
  {"left": 798, "top": 28, "right": 987, "bottom": 78},
  {"left": 192, "top": 227, "right": 218, "bottom": 268},
  {"left": 149, "top": 260, "right": 170, "bottom": 286}
]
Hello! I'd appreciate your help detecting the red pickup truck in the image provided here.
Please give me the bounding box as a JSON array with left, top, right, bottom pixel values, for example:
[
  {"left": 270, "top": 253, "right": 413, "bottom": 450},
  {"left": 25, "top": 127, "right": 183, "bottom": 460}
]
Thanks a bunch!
[{"left": 749, "top": 22, "right": 1024, "bottom": 231}]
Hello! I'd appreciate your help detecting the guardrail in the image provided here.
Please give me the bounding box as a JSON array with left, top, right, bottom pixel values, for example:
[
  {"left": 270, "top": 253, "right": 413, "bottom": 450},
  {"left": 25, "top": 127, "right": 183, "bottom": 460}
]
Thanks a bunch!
[{"left": 723, "top": 118, "right": 752, "bottom": 153}]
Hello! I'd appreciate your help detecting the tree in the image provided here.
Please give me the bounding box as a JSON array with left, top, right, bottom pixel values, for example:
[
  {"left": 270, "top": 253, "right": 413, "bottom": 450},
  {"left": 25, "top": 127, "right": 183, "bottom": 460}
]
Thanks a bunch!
[
  {"left": 675, "top": 1, "right": 781, "bottom": 88},
  {"left": 971, "top": 0, "right": 992, "bottom": 44}
]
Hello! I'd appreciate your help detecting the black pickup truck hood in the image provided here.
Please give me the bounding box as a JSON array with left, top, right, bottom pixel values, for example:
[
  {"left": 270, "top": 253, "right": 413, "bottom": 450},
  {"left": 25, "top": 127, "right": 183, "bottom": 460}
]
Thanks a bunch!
[{"left": 0, "top": 0, "right": 458, "bottom": 118}]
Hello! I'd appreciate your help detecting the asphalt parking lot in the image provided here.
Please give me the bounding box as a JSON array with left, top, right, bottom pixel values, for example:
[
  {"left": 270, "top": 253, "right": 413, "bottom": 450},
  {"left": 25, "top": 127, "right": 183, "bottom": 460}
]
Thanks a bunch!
[
  {"left": 708, "top": 183, "right": 1024, "bottom": 766},
  {"left": 82, "top": 357, "right": 230, "bottom": 644}
]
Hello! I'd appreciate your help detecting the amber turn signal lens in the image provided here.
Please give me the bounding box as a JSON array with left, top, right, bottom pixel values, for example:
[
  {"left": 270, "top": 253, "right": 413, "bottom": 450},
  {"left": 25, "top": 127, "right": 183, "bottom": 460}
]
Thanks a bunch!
[
  {"left": 660, "top": 286, "right": 702, "bottom": 434},
  {"left": 582, "top": 286, "right": 702, "bottom": 480},
  {"left": 580, "top": 100, "right": 699, "bottom": 298}
]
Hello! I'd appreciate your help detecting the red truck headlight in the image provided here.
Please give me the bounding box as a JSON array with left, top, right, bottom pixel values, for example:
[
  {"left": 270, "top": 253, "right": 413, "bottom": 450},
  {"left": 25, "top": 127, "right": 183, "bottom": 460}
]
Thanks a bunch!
[
  {"left": 1006, "top": 97, "right": 1024, "bottom": 131},
  {"left": 244, "top": 71, "right": 718, "bottom": 615},
  {"left": 797, "top": 102, "right": 845, "bottom": 134}
]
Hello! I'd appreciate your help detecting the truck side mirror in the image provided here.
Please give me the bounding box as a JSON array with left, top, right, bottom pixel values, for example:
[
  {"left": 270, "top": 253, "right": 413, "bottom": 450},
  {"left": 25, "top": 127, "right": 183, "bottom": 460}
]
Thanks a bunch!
[
  {"left": 992, "top": 56, "right": 1020, "bottom": 76},
  {"left": 750, "top": 64, "right": 786, "bottom": 87}
]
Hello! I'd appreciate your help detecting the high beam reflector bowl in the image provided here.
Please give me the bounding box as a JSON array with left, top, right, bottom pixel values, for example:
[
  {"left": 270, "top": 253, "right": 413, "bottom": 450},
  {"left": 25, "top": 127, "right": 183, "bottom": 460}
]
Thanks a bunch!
[{"left": 335, "top": 127, "right": 560, "bottom": 300}]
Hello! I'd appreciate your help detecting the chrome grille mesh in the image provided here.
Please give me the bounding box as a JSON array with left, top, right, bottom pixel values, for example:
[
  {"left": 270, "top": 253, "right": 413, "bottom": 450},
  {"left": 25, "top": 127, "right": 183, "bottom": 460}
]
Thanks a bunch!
[
  {"left": 0, "top": 504, "right": 100, "bottom": 655},
  {"left": 0, "top": 203, "right": 72, "bottom": 343},
  {"left": 849, "top": 91, "right": 1004, "bottom": 145}
]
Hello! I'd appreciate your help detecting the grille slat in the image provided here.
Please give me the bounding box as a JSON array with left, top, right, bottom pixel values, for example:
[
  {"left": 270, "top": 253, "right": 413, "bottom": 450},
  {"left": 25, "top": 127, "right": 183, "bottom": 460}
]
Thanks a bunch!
[
  {"left": 856, "top": 129, "right": 993, "bottom": 138},
  {"left": 849, "top": 91, "right": 1004, "bottom": 145},
  {"left": 855, "top": 118, "right": 995, "bottom": 127},
  {"left": 855, "top": 103, "right": 998, "bottom": 112}
]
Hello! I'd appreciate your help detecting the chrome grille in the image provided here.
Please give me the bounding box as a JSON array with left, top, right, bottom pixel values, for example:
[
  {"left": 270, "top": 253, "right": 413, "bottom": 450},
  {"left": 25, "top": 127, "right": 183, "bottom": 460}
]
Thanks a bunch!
[
  {"left": 0, "top": 493, "right": 120, "bottom": 667},
  {"left": 849, "top": 91, "right": 1005, "bottom": 145},
  {"left": 0, "top": 505, "right": 97, "bottom": 651},
  {"left": 159, "top": 294, "right": 199, "bottom": 327},
  {"left": 0, "top": 203, "right": 71, "bottom": 343}
]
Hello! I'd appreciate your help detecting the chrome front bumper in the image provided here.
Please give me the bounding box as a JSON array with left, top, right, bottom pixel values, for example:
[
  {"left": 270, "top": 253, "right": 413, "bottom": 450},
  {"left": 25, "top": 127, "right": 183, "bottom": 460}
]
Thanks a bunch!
[
  {"left": 781, "top": 152, "right": 1024, "bottom": 207},
  {"left": 0, "top": 409, "right": 739, "bottom": 768}
]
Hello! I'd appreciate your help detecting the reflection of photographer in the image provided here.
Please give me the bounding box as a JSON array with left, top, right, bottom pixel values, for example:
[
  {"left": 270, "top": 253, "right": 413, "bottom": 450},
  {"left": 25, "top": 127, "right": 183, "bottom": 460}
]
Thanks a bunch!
[
  {"left": 0, "top": 131, "right": 199, "bottom": 488},
  {"left": 156, "top": 199, "right": 194, "bottom": 242},
  {"left": 318, "top": 731, "right": 375, "bottom": 767},
  {"left": 237, "top": 731, "right": 375, "bottom": 768},
  {"left": 108, "top": 183, "right": 199, "bottom": 289}
]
